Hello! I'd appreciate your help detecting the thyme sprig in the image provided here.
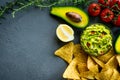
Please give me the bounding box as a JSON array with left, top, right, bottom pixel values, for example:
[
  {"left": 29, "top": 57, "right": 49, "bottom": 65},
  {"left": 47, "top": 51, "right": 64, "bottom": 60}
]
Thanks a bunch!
[
  {"left": 0, "top": 0, "right": 93, "bottom": 19},
  {"left": 0, "top": 1, "right": 17, "bottom": 18},
  {"left": 12, "top": 0, "right": 35, "bottom": 18}
]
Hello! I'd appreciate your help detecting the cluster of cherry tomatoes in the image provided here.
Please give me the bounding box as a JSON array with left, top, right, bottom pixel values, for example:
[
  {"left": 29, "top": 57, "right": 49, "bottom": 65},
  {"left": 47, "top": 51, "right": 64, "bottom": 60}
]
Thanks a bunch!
[{"left": 88, "top": 0, "right": 120, "bottom": 27}]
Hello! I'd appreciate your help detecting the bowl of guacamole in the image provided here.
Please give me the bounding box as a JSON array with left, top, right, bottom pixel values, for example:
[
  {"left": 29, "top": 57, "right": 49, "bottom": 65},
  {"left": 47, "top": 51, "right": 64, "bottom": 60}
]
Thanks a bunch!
[{"left": 80, "top": 23, "right": 113, "bottom": 56}]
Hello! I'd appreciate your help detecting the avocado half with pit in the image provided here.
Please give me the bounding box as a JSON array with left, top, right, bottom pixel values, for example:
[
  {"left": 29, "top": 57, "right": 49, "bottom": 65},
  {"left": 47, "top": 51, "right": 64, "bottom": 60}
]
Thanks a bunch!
[
  {"left": 80, "top": 23, "right": 113, "bottom": 56},
  {"left": 114, "top": 35, "right": 120, "bottom": 54},
  {"left": 50, "top": 6, "right": 89, "bottom": 28}
]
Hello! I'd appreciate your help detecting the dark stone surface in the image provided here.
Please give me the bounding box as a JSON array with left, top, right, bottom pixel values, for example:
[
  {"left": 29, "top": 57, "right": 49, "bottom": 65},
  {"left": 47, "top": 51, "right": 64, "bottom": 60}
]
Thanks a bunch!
[
  {"left": 0, "top": 0, "right": 67, "bottom": 80},
  {"left": 0, "top": 0, "right": 120, "bottom": 80}
]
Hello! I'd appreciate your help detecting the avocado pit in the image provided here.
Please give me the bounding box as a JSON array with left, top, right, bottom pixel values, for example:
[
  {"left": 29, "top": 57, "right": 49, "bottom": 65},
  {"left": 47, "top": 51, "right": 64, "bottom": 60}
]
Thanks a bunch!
[{"left": 66, "top": 12, "right": 82, "bottom": 23}]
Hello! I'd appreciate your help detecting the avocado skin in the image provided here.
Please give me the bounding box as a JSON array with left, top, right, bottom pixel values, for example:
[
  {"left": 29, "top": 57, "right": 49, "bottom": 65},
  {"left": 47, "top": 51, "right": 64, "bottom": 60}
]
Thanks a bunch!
[
  {"left": 115, "top": 35, "right": 120, "bottom": 54},
  {"left": 50, "top": 6, "right": 89, "bottom": 28}
]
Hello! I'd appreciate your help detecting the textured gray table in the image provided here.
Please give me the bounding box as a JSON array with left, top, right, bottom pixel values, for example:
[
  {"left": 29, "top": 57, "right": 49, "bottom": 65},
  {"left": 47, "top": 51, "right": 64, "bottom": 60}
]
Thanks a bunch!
[
  {"left": 0, "top": 0, "right": 120, "bottom": 80},
  {"left": 0, "top": 0, "right": 68, "bottom": 80}
]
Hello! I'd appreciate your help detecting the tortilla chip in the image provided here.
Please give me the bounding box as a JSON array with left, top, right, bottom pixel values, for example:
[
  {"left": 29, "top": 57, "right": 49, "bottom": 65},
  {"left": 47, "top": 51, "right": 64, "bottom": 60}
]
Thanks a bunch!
[
  {"left": 77, "top": 62, "right": 88, "bottom": 74},
  {"left": 73, "top": 44, "right": 88, "bottom": 73},
  {"left": 97, "top": 48, "right": 115, "bottom": 63},
  {"left": 81, "top": 77, "right": 87, "bottom": 80},
  {"left": 55, "top": 42, "right": 74, "bottom": 63},
  {"left": 116, "top": 55, "right": 120, "bottom": 66},
  {"left": 110, "top": 69, "right": 120, "bottom": 80},
  {"left": 105, "top": 56, "right": 118, "bottom": 69},
  {"left": 87, "top": 56, "right": 99, "bottom": 73},
  {"left": 67, "top": 79, "right": 81, "bottom": 80},
  {"left": 73, "top": 44, "right": 85, "bottom": 55},
  {"left": 63, "top": 58, "right": 80, "bottom": 79},
  {"left": 73, "top": 44, "right": 88, "bottom": 63},
  {"left": 68, "top": 79, "right": 81, "bottom": 80},
  {"left": 79, "top": 71, "right": 95, "bottom": 79},
  {"left": 118, "top": 76, "right": 120, "bottom": 80},
  {"left": 55, "top": 42, "right": 120, "bottom": 80},
  {"left": 91, "top": 56, "right": 105, "bottom": 68},
  {"left": 96, "top": 68, "right": 113, "bottom": 80}
]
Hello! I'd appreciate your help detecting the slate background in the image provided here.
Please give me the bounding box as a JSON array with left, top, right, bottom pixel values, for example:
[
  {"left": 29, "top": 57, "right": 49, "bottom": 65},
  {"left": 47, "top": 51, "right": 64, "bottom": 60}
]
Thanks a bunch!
[
  {"left": 0, "top": 0, "right": 67, "bottom": 80},
  {"left": 0, "top": 0, "right": 120, "bottom": 80}
]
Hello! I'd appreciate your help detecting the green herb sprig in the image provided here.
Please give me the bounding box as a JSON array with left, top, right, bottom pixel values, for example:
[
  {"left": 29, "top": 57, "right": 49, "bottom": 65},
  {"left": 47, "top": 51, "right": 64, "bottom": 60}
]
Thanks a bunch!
[{"left": 0, "top": 0, "right": 94, "bottom": 20}]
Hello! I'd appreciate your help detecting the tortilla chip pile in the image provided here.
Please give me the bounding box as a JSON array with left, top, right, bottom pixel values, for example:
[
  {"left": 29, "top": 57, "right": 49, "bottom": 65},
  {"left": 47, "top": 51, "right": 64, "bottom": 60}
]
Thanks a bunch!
[{"left": 55, "top": 42, "right": 120, "bottom": 80}]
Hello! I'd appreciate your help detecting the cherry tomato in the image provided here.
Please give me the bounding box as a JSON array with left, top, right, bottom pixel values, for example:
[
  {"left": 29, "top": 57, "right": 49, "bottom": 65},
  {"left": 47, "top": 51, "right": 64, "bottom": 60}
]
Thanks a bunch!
[
  {"left": 110, "top": 0, "right": 120, "bottom": 10},
  {"left": 100, "top": 8, "right": 114, "bottom": 23},
  {"left": 88, "top": 3, "right": 101, "bottom": 16},
  {"left": 98, "top": 0, "right": 111, "bottom": 7},
  {"left": 113, "top": 14, "right": 120, "bottom": 27}
]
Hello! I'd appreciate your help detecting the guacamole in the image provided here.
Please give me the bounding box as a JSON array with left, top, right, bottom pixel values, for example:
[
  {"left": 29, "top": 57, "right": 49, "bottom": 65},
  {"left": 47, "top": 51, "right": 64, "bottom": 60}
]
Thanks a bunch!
[{"left": 80, "top": 23, "right": 112, "bottom": 56}]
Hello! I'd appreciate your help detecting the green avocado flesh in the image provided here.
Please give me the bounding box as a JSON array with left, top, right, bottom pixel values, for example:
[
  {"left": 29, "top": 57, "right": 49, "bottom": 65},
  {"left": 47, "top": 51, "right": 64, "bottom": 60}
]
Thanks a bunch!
[
  {"left": 115, "top": 35, "right": 120, "bottom": 54},
  {"left": 80, "top": 23, "right": 112, "bottom": 56},
  {"left": 50, "top": 6, "right": 89, "bottom": 28}
]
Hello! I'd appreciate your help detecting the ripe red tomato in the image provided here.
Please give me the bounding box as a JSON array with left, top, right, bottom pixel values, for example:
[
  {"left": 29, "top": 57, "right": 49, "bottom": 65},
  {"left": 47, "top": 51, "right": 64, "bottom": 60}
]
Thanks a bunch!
[
  {"left": 98, "top": 0, "right": 111, "bottom": 6},
  {"left": 110, "top": 0, "right": 120, "bottom": 10},
  {"left": 88, "top": 3, "right": 101, "bottom": 16},
  {"left": 113, "top": 14, "right": 120, "bottom": 27},
  {"left": 100, "top": 8, "right": 114, "bottom": 23}
]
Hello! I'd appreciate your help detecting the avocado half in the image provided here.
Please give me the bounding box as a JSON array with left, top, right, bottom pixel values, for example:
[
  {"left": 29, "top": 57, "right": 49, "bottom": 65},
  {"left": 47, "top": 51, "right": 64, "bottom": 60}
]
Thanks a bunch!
[
  {"left": 50, "top": 6, "right": 89, "bottom": 28},
  {"left": 115, "top": 35, "right": 120, "bottom": 54}
]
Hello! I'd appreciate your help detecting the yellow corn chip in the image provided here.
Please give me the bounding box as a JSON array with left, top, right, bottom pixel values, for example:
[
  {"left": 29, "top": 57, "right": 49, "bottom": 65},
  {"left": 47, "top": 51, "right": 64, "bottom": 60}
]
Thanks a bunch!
[
  {"left": 105, "top": 56, "right": 118, "bottom": 69},
  {"left": 63, "top": 58, "right": 80, "bottom": 79},
  {"left": 55, "top": 42, "right": 74, "bottom": 63},
  {"left": 87, "top": 56, "right": 99, "bottom": 73},
  {"left": 91, "top": 56, "right": 105, "bottom": 68},
  {"left": 110, "top": 69, "right": 120, "bottom": 80},
  {"left": 73, "top": 44, "right": 88, "bottom": 73},
  {"left": 73, "top": 44, "right": 85, "bottom": 55},
  {"left": 77, "top": 63, "right": 88, "bottom": 73},
  {"left": 96, "top": 68, "right": 113, "bottom": 80},
  {"left": 118, "top": 76, "right": 120, "bottom": 80},
  {"left": 73, "top": 44, "right": 88, "bottom": 63},
  {"left": 81, "top": 77, "right": 87, "bottom": 80},
  {"left": 55, "top": 42, "right": 119, "bottom": 80},
  {"left": 67, "top": 79, "right": 81, "bottom": 80},
  {"left": 97, "top": 48, "right": 115, "bottom": 63},
  {"left": 116, "top": 55, "right": 120, "bottom": 66},
  {"left": 79, "top": 71, "right": 95, "bottom": 79}
]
